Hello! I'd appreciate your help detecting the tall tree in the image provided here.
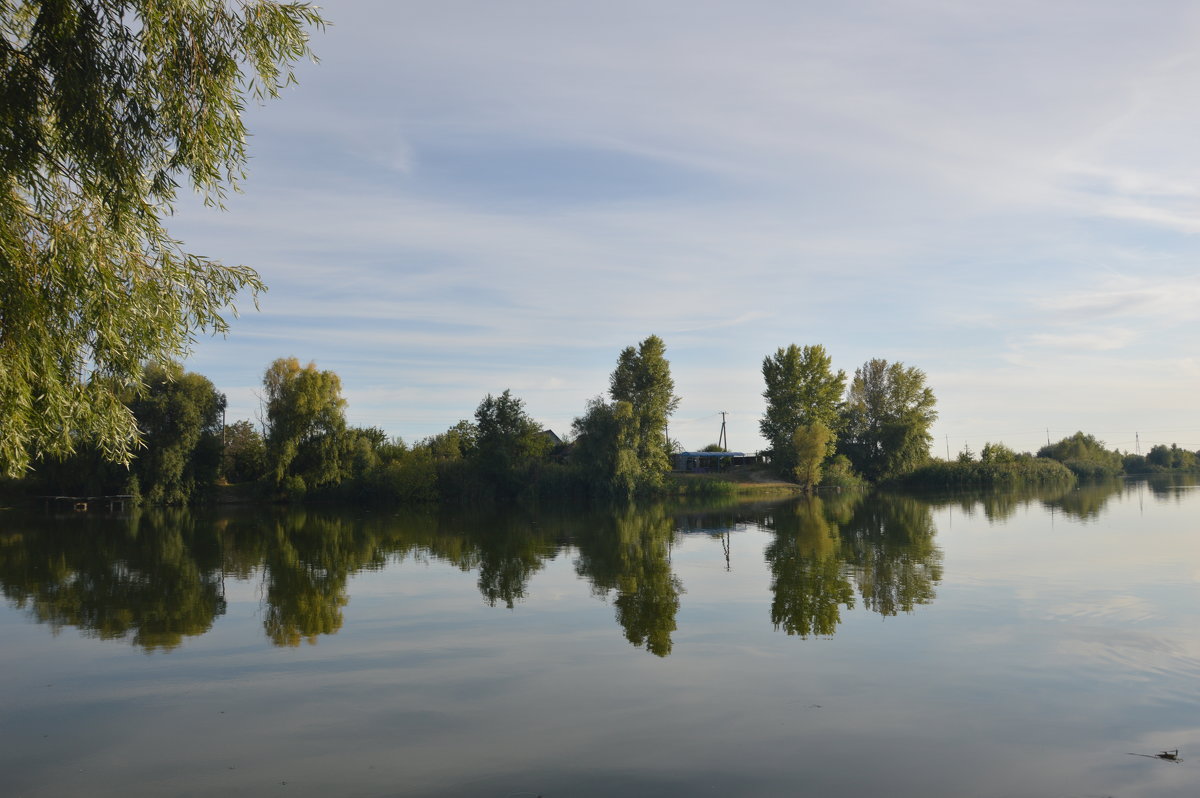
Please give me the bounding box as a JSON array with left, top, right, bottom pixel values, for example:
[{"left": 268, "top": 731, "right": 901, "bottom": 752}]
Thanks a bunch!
[
  {"left": 840, "top": 359, "right": 937, "bottom": 482},
  {"left": 263, "top": 358, "right": 347, "bottom": 496},
  {"left": 0, "top": 1, "right": 325, "bottom": 478},
  {"left": 608, "top": 335, "right": 680, "bottom": 482},
  {"left": 759, "top": 344, "right": 845, "bottom": 477}
]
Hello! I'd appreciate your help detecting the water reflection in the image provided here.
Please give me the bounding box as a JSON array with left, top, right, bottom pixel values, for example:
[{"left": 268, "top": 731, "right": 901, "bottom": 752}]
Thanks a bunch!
[
  {"left": 761, "top": 492, "right": 943, "bottom": 637},
  {"left": 574, "top": 504, "right": 682, "bottom": 657},
  {"left": 261, "top": 512, "right": 361, "bottom": 646},
  {"left": 842, "top": 494, "right": 942, "bottom": 616},
  {"left": 0, "top": 491, "right": 1009, "bottom": 652},
  {"left": 907, "top": 477, "right": 1199, "bottom": 527},
  {"left": 1042, "top": 479, "right": 1127, "bottom": 521},
  {"left": 763, "top": 496, "right": 854, "bottom": 637},
  {"left": 0, "top": 509, "right": 226, "bottom": 651}
]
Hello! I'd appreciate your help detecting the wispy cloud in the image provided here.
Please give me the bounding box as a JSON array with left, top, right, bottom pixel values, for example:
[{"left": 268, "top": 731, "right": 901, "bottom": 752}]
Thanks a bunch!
[
  {"left": 175, "top": 0, "right": 1200, "bottom": 452},
  {"left": 1033, "top": 275, "right": 1200, "bottom": 322},
  {"left": 1023, "top": 329, "right": 1138, "bottom": 352}
]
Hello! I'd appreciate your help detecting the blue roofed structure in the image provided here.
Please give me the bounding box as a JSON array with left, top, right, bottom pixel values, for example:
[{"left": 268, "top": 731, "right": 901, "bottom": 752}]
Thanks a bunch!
[{"left": 673, "top": 450, "right": 748, "bottom": 473}]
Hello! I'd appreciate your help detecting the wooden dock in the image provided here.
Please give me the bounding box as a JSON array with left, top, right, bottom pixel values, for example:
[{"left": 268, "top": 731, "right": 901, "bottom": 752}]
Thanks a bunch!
[{"left": 39, "top": 495, "right": 135, "bottom": 512}]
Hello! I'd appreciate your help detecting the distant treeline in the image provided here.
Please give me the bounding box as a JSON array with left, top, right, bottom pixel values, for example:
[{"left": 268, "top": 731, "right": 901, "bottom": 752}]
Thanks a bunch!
[
  {"left": 897, "top": 433, "right": 1199, "bottom": 490},
  {"left": 8, "top": 340, "right": 1197, "bottom": 506}
]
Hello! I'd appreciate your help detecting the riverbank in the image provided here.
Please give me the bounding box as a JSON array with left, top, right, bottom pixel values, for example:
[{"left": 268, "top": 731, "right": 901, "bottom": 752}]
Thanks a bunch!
[{"left": 665, "top": 466, "right": 803, "bottom": 496}]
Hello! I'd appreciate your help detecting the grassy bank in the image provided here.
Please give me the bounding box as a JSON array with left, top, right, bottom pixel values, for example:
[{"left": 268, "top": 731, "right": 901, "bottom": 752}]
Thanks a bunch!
[{"left": 665, "top": 466, "right": 803, "bottom": 497}]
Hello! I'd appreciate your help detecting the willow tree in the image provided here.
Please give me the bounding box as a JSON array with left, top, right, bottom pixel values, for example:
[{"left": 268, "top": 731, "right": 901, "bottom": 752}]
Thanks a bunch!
[
  {"left": 571, "top": 396, "right": 641, "bottom": 499},
  {"left": 0, "top": 1, "right": 325, "bottom": 477},
  {"left": 264, "top": 358, "right": 346, "bottom": 497}
]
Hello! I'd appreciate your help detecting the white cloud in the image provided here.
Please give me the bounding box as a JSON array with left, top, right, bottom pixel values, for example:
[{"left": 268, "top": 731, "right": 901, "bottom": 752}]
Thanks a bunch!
[{"left": 171, "top": 0, "right": 1200, "bottom": 452}]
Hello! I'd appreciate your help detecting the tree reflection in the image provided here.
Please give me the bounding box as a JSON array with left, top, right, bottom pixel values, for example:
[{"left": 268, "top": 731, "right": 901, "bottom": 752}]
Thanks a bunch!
[
  {"left": 1145, "top": 473, "right": 1200, "bottom": 499},
  {"left": 0, "top": 491, "right": 959, "bottom": 653},
  {"left": 465, "top": 513, "right": 557, "bottom": 609},
  {"left": 574, "top": 504, "right": 683, "bottom": 657},
  {"left": 763, "top": 497, "right": 854, "bottom": 637},
  {"left": 260, "top": 510, "right": 389, "bottom": 646},
  {"left": 0, "top": 509, "right": 225, "bottom": 651},
  {"left": 839, "top": 495, "right": 942, "bottom": 616},
  {"left": 761, "top": 492, "right": 943, "bottom": 637},
  {"left": 1041, "top": 479, "right": 1126, "bottom": 521}
]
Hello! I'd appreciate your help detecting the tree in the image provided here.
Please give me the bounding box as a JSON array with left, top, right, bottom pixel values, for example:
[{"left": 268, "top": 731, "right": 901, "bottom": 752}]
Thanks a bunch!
[
  {"left": 1146, "top": 443, "right": 1197, "bottom": 471},
  {"left": 263, "top": 358, "right": 347, "bottom": 496},
  {"left": 980, "top": 442, "right": 1017, "bottom": 464},
  {"left": 127, "top": 361, "right": 225, "bottom": 504},
  {"left": 759, "top": 344, "right": 845, "bottom": 477},
  {"left": 223, "top": 420, "right": 267, "bottom": 483},
  {"left": 608, "top": 335, "right": 680, "bottom": 482},
  {"left": 791, "top": 421, "right": 833, "bottom": 492},
  {"left": 840, "top": 359, "right": 937, "bottom": 482},
  {"left": 571, "top": 397, "right": 641, "bottom": 499},
  {"left": 0, "top": 1, "right": 325, "bottom": 478},
  {"left": 473, "top": 389, "right": 550, "bottom": 498},
  {"left": 1038, "top": 432, "right": 1122, "bottom": 477}
]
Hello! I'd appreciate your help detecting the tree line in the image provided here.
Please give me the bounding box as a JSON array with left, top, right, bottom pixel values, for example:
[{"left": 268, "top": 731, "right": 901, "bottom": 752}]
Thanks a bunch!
[
  {"left": 898, "top": 430, "right": 1200, "bottom": 490},
  {"left": 9, "top": 337, "right": 1197, "bottom": 505}
]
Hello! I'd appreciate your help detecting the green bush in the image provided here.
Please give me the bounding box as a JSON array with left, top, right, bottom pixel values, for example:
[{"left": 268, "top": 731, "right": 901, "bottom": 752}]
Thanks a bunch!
[{"left": 895, "top": 458, "right": 1076, "bottom": 489}]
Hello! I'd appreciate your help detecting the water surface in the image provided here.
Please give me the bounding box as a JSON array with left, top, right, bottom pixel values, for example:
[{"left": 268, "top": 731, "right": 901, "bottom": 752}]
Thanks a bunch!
[{"left": 2, "top": 478, "right": 1198, "bottom": 796}]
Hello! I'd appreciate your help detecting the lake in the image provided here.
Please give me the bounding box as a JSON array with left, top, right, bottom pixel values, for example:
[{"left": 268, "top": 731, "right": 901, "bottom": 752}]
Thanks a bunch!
[{"left": 2, "top": 477, "right": 1198, "bottom": 797}]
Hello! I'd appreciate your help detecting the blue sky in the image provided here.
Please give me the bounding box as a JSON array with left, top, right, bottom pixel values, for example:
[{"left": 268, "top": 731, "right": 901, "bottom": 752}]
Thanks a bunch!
[{"left": 175, "top": 0, "right": 1200, "bottom": 456}]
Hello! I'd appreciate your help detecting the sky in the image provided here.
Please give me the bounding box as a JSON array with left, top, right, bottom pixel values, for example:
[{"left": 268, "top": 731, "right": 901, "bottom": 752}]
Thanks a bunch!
[{"left": 174, "top": 0, "right": 1200, "bottom": 457}]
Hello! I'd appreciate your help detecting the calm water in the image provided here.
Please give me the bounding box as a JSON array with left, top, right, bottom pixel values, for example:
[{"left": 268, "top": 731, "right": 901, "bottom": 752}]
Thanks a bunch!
[{"left": 2, "top": 478, "right": 1198, "bottom": 797}]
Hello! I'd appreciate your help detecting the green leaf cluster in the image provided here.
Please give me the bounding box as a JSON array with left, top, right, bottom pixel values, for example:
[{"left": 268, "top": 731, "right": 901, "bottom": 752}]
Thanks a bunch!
[
  {"left": 0, "top": 1, "right": 324, "bottom": 477},
  {"left": 840, "top": 359, "right": 938, "bottom": 482},
  {"left": 473, "top": 389, "right": 551, "bottom": 499},
  {"left": 264, "top": 357, "right": 347, "bottom": 495},
  {"left": 608, "top": 335, "right": 680, "bottom": 483},
  {"left": 1037, "top": 432, "right": 1123, "bottom": 477},
  {"left": 127, "top": 360, "right": 224, "bottom": 504},
  {"left": 759, "top": 344, "right": 845, "bottom": 477}
]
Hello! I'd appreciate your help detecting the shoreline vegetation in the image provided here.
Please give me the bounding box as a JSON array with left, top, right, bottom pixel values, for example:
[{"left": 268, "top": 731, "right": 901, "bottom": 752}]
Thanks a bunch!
[{"left": 5, "top": 341, "right": 1198, "bottom": 510}]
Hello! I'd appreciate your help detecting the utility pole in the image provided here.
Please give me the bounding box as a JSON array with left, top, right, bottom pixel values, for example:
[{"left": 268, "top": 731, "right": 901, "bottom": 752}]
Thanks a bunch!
[
  {"left": 220, "top": 397, "right": 227, "bottom": 482},
  {"left": 1135, "top": 432, "right": 1140, "bottom": 455},
  {"left": 945, "top": 434, "right": 950, "bottom": 460},
  {"left": 718, "top": 411, "right": 728, "bottom": 451}
]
